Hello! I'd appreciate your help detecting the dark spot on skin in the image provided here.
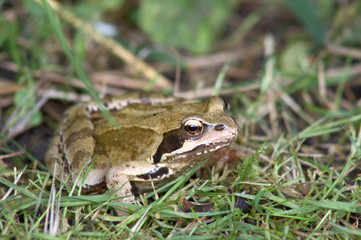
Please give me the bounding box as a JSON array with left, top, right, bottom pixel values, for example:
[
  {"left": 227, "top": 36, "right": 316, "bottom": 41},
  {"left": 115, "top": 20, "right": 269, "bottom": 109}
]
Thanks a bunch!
[
  {"left": 137, "top": 167, "right": 169, "bottom": 180},
  {"left": 108, "top": 108, "right": 119, "bottom": 113},
  {"left": 73, "top": 150, "right": 92, "bottom": 168},
  {"left": 57, "top": 143, "right": 62, "bottom": 155},
  {"left": 56, "top": 158, "right": 70, "bottom": 177},
  {"left": 152, "top": 129, "right": 185, "bottom": 163},
  {"left": 82, "top": 181, "right": 107, "bottom": 194},
  {"left": 65, "top": 128, "right": 93, "bottom": 147},
  {"left": 215, "top": 124, "right": 225, "bottom": 131},
  {"left": 103, "top": 102, "right": 108, "bottom": 108}
]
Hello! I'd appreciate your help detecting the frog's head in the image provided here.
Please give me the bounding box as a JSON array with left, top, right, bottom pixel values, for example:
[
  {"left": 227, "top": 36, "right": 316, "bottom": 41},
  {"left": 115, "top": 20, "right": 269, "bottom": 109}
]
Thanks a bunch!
[{"left": 152, "top": 96, "right": 239, "bottom": 165}]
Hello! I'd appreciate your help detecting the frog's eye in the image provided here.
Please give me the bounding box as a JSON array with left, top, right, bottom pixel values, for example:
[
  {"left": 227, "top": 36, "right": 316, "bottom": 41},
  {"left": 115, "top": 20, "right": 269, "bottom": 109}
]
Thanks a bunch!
[{"left": 182, "top": 119, "right": 204, "bottom": 137}]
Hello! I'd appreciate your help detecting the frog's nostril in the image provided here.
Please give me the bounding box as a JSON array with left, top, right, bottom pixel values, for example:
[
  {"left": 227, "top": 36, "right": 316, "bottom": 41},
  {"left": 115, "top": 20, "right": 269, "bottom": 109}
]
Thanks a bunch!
[{"left": 215, "top": 124, "right": 225, "bottom": 131}]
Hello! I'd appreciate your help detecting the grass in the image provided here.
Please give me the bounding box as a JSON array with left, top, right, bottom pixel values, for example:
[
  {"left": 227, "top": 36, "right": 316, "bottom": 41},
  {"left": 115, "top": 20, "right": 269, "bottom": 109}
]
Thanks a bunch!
[{"left": 1, "top": 0, "right": 361, "bottom": 239}]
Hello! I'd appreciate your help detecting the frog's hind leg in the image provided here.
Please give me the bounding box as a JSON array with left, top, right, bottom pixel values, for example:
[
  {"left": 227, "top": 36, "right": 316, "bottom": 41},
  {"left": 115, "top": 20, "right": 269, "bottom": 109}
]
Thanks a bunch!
[
  {"left": 45, "top": 123, "right": 70, "bottom": 186},
  {"left": 61, "top": 105, "right": 109, "bottom": 188}
]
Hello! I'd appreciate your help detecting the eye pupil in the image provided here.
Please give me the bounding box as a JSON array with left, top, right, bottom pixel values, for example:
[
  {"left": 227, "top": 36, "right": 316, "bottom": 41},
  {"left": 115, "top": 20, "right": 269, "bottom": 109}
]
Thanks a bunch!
[{"left": 187, "top": 125, "right": 199, "bottom": 132}]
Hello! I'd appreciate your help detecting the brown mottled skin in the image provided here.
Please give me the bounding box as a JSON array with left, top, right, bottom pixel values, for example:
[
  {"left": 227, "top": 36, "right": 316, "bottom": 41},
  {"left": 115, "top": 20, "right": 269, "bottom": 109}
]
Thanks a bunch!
[{"left": 45, "top": 92, "right": 238, "bottom": 204}]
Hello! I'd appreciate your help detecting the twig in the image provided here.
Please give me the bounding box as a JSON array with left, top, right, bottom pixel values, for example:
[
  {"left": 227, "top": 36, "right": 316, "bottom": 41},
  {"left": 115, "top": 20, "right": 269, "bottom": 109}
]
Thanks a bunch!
[
  {"left": 34, "top": 0, "right": 173, "bottom": 89},
  {"left": 183, "top": 46, "right": 261, "bottom": 69},
  {"left": 326, "top": 43, "right": 361, "bottom": 60},
  {"left": 325, "top": 62, "right": 361, "bottom": 78},
  {"left": 0, "top": 151, "right": 24, "bottom": 161},
  {"left": 176, "top": 83, "right": 259, "bottom": 99}
]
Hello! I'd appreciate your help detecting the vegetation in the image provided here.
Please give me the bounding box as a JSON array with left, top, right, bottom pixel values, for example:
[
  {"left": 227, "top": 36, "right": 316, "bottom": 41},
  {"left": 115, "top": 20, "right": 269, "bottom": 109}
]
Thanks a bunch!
[{"left": 1, "top": 0, "right": 361, "bottom": 239}]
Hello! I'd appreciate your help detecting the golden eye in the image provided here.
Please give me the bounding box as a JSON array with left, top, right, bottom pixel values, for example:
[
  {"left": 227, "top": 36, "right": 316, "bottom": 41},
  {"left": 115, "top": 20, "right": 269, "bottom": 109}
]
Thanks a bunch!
[{"left": 182, "top": 119, "right": 203, "bottom": 136}]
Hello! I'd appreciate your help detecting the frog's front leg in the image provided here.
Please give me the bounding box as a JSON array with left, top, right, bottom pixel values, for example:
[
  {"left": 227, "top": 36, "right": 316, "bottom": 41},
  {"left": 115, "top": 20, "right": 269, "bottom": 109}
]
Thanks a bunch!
[
  {"left": 106, "top": 161, "right": 171, "bottom": 204},
  {"left": 106, "top": 171, "right": 135, "bottom": 205}
]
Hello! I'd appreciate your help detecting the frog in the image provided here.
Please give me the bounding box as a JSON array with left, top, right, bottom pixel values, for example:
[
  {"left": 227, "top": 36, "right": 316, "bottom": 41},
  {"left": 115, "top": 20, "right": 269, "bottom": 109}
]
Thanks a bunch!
[{"left": 45, "top": 92, "right": 238, "bottom": 206}]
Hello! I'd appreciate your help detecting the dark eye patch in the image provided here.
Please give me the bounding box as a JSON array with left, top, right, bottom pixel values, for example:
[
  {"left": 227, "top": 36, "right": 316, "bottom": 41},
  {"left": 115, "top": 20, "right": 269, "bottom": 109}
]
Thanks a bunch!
[{"left": 152, "top": 128, "right": 185, "bottom": 163}]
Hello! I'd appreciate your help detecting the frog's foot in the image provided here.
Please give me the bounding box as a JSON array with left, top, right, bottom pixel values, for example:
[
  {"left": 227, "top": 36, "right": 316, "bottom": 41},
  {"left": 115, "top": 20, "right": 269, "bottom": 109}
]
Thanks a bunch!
[{"left": 106, "top": 169, "right": 136, "bottom": 212}]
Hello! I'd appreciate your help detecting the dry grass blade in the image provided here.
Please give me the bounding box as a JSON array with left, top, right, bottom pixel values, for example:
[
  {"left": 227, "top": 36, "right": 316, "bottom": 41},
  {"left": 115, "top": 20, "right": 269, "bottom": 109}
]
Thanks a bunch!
[{"left": 33, "top": 0, "right": 173, "bottom": 90}]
